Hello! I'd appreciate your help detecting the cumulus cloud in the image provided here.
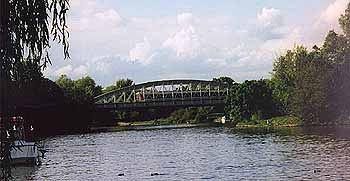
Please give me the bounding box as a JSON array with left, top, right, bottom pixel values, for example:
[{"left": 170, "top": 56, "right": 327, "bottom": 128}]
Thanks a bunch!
[
  {"left": 256, "top": 8, "right": 287, "bottom": 40},
  {"left": 162, "top": 13, "right": 201, "bottom": 59},
  {"left": 129, "top": 38, "right": 153, "bottom": 65},
  {"left": 72, "top": 65, "right": 88, "bottom": 77},
  {"left": 70, "top": 0, "right": 124, "bottom": 32},
  {"left": 320, "top": 0, "right": 347, "bottom": 26},
  {"left": 54, "top": 65, "right": 73, "bottom": 77},
  {"left": 306, "top": 0, "right": 348, "bottom": 46},
  {"left": 177, "top": 13, "right": 195, "bottom": 27},
  {"left": 257, "top": 8, "right": 283, "bottom": 28},
  {"left": 261, "top": 27, "right": 302, "bottom": 52}
]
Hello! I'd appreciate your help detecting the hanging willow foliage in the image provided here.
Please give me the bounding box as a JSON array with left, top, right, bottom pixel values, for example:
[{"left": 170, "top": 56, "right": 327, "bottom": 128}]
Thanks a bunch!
[
  {"left": 0, "top": 0, "right": 70, "bottom": 82},
  {"left": 0, "top": 0, "right": 70, "bottom": 179}
]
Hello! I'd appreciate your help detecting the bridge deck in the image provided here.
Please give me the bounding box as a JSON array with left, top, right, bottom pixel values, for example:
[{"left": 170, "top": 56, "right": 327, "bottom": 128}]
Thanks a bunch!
[{"left": 96, "top": 97, "right": 225, "bottom": 110}]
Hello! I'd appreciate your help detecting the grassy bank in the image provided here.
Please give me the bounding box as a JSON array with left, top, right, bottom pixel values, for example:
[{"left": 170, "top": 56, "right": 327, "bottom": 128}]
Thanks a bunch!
[
  {"left": 235, "top": 116, "right": 300, "bottom": 128},
  {"left": 90, "top": 119, "right": 210, "bottom": 132},
  {"left": 90, "top": 116, "right": 300, "bottom": 133},
  {"left": 102, "top": 116, "right": 300, "bottom": 130},
  {"left": 117, "top": 118, "right": 200, "bottom": 127}
]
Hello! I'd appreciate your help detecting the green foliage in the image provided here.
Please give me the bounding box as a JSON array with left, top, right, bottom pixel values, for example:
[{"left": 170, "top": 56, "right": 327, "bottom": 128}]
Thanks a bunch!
[
  {"left": 116, "top": 78, "right": 134, "bottom": 89},
  {"left": 102, "top": 78, "right": 134, "bottom": 94},
  {"left": 339, "top": 2, "right": 350, "bottom": 37},
  {"left": 270, "top": 43, "right": 333, "bottom": 124},
  {"left": 56, "top": 75, "right": 102, "bottom": 104},
  {"left": 168, "top": 107, "right": 212, "bottom": 124},
  {"left": 268, "top": 2, "right": 350, "bottom": 125},
  {"left": 271, "top": 46, "right": 307, "bottom": 114},
  {"left": 0, "top": 0, "right": 70, "bottom": 82},
  {"left": 213, "top": 76, "right": 235, "bottom": 87},
  {"left": 236, "top": 116, "right": 300, "bottom": 128},
  {"left": 75, "top": 76, "right": 102, "bottom": 97},
  {"left": 225, "top": 79, "right": 279, "bottom": 123},
  {"left": 103, "top": 85, "right": 118, "bottom": 94}
]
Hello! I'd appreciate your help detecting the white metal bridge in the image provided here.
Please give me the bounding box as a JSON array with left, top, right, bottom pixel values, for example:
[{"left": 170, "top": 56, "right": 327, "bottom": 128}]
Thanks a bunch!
[{"left": 94, "top": 79, "right": 230, "bottom": 110}]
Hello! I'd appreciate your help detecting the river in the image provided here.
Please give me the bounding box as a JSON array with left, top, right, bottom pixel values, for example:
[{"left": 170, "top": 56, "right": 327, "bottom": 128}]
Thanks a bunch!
[{"left": 12, "top": 127, "right": 350, "bottom": 180}]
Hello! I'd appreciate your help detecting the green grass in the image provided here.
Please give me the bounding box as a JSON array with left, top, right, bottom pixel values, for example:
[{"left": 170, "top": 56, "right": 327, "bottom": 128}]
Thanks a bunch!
[
  {"left": 236, "top": 116, "right": 300, "bottom": 128},
  {"left": 117, "top": 116, "right": 300, "bottom": 129}
]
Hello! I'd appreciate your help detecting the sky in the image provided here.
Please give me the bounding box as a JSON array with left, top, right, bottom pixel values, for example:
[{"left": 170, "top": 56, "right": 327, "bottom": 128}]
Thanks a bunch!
[{"left": 45, "top": 0, "right": 348, "bottom": 86}]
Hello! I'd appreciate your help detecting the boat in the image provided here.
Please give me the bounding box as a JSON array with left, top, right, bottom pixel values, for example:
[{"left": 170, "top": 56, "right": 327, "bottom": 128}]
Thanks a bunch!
[{"left": 0, "top": 116, "right": 44, "bottom": 166}]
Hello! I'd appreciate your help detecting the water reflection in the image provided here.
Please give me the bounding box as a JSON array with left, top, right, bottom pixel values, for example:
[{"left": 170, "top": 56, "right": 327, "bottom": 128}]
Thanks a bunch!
[{"left": 11, "top": 127, "right": 350, "bottom": 180}]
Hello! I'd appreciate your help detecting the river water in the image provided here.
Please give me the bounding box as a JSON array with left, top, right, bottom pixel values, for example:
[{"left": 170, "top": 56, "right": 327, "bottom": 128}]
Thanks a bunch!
[{"left": 12, "top": 127, "right": 350, "bottom": 180}]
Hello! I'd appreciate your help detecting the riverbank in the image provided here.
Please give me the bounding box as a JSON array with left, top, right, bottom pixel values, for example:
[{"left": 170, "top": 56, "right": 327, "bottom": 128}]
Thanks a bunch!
[
  {"left": 234, "top": 116, "right": 300, "bottom": 128},
  {"left": 90, "top": 116, "right": 300, "bottom": 133},
  {"left": 90, "top": 121, "right": 212, "bottom": 133}
]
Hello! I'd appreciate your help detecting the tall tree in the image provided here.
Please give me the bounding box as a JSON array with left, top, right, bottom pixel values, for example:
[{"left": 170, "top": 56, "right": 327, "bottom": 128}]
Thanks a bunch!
[{"left": 271, "top": 46, "right": 307, "bottom": 114}]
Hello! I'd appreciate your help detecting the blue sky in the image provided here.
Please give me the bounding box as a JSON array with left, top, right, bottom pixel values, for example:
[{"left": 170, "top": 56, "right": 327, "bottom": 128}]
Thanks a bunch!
[{"left": 46, "top": 0, "right": 347, "bottom": 86}]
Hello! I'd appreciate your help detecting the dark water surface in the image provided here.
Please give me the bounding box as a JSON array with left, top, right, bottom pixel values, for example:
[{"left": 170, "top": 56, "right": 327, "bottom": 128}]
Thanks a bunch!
[{"left": 12, "top": 127, "right": 350, "bottom": 180}]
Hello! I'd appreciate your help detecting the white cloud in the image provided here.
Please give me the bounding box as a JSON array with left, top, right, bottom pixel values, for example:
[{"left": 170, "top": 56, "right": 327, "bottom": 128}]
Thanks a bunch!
[
  {"left": 177, "top": 13, "right": 195, "bottom": 27},
  {"left": 94, "top": 9, "right": 123, "bottom": 28},
  {"left": 256, "top": 8, "right": 286, "bottom": 40},
  {"left": 162, "top": 13, "right": 201, "bottom": 59},
  {"left": 307, "top": 0, "right": 348, "bottom": 46},
  {"left": 54, "top": 65, "right": 73, "bottom": 77},
  {"left": 261, "top": 27, "right": 302, "bottom": 52},
  {"left": 70, "top": 0, "right": 123, "bottom": 32},
  {"left": 72, "top": 65, "right": 88, "bottom": 77},
  {"left": 257, "top": 8, "right": 283, "bottom": 28},
  {"left": 320, "top": 0, "right": 347, "bottom": 25},
  {"left": 129, "top": 38, "right": 153, "bottom": 64}
]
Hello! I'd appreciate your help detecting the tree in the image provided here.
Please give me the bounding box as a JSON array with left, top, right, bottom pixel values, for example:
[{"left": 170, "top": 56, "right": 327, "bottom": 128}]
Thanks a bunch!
[
  {"left": 0, "top": 0, "right": 69, "bottom": 82},
  {"left": 293, "top": 48, "right": 330, "bottom": 124},
  {"left": 339, "top": 2, "right": 350, "bottom": 37},
  {"left": 270, "top": 46, "right": 307, "bottom": 114},
  {"left": 75, "top": 76, "right": 102, "bottom": 97},
  {"left": 102, "top": 78, "right": 134, "bottom": 93},
  {"left": 269, "top": 4, "right": 350, "bottom": 124},
  {"left": 225, "top": 80, "right": 278, "bottom": 124},
  {"left": 103, "top": 85, "right": 118, "bottom": 94},
  {"left": 56, "top": 75, "right": 102, "bottom": 104},
  {"left": 116, "top": 78, "right": 134, "bottom": 89},
  {"left": 56, "top": 75, "right": 75, "bottom": 94},
  {"left": 213, "top": 76, "right": 235, "bottom": 87}
]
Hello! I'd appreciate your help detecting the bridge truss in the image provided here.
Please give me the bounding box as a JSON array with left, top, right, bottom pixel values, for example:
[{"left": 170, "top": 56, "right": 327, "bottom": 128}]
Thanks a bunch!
[{"left": 94, "top": 80, "right": 230, "bottom": 110}]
